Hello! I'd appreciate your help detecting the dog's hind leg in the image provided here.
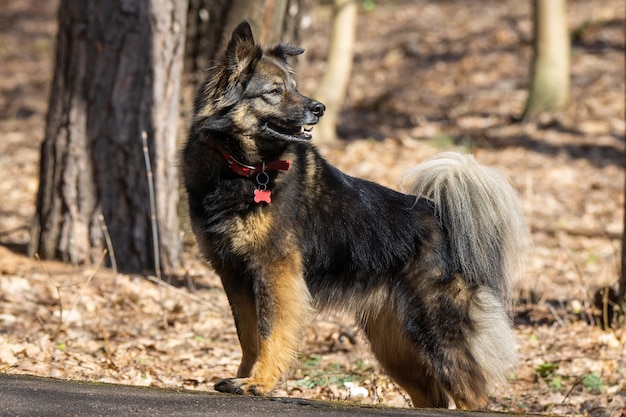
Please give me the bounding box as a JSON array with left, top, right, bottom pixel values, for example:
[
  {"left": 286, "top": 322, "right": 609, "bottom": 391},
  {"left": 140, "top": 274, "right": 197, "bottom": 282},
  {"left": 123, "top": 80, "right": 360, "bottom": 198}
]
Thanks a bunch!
[
  {"left": 215, "top": 253, "right": 312, "bottom": 396},
  {"left": 393, "top": 274, "right": 494, "bottom": 409},
  {"left": 361, "top": 306, "right": 450, "bottom": 408},
  {"left": 362, "top": 271, "right": 501, "bottom": 408}
]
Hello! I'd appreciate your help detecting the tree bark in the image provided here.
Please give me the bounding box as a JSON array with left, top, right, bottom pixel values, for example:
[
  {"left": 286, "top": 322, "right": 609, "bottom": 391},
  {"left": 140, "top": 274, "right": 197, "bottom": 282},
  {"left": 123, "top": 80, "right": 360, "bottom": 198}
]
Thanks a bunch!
[
  {"left": 522, "top": 0, "right": 570, "bottom": 122},
  {"left": 281, "top": 0, "right": 315, "bottom": 48},
  {"left": 313, "top": 0, "right": 357, "bottom": 144},
  {"left": 226, "top": 0, "right": 288, "bottom": 45},
  {"left": 184, "top": 0, "right": 311, "bottom": 83},
  {"left": 30, "top": 0, "right": 187, "bottom": 275},
  {"left": 185, "top": 0, "right": 230, "bottom": 81}
]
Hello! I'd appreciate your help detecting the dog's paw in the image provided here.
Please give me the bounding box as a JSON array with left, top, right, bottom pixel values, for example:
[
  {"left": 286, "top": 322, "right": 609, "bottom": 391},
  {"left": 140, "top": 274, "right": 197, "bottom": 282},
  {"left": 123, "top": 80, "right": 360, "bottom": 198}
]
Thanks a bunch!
[{"left": 214, "top": 378, "right": 269, "bottom": 396}]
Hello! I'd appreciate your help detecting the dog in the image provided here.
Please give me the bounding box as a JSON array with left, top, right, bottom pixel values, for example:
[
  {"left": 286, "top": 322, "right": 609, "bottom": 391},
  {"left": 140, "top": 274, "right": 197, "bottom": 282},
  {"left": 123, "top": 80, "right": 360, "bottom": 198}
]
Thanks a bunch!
[{"left": 182, "top": 21, "right": 530, "bottom": 409}]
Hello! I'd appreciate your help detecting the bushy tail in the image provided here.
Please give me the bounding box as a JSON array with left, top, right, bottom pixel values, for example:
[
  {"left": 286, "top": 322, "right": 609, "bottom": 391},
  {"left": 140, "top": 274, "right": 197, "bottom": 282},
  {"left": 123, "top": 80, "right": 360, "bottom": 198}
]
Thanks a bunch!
[
  {"left": 400, "top": 152, "right": 530, "bottom": 306},
  {"left": 402, "top": 152, "right": 530, "bottom": 391}
]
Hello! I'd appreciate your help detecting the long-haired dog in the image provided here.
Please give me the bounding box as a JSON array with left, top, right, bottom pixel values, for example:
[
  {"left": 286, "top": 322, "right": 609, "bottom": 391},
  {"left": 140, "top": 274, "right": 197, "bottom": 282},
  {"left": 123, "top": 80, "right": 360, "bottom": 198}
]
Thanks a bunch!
[{"left": 182, "top": 21, "right": 530, "bottom": 409}]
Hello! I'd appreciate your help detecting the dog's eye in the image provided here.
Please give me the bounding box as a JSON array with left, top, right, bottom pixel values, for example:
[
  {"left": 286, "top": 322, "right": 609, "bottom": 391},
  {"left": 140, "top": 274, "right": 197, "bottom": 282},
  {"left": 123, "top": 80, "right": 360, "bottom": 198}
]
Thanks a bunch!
[{"left": 266, "top": 88, "right": 282, "bottom": 96}]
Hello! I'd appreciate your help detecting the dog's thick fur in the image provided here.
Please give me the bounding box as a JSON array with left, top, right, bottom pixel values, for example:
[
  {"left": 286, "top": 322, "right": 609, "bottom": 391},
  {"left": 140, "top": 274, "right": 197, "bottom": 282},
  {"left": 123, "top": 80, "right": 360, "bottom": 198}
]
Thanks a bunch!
[{"left": 182, "top": 21, "right": 530, "bottom": 409}]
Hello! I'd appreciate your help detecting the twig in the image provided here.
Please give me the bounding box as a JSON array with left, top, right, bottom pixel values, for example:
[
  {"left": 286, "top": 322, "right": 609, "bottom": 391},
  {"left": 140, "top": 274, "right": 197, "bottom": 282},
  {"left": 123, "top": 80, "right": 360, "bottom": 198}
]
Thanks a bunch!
[
  {"left": 561, "top": 374, "right": 584, "bottom": 405},
  {"left": 96, "top": 317, "right": 119, "bottom": 370},
  {"left": 98, "top": 213, "right": 122, "bottom": 301},
  {"left": 62, "top": 250, "right": 108, "bottom": 333},
  {"left": 567, "top": 243, "right": 596, "bottom": 326},
  {"left": 34, "top": 253, "right": 63, "bottom": 334},
  {"left": 371, "top": 370, "right": 381, "bottom": 405},
  {"left": 545, "top": 302, "right": 567, "bottom": 328},
  {"left": 601, "top": 285, "right": 609, "bottom": 329},
  {"left": 141, "top": 131, "right": 161, "bottom": 281},
  {"left": 54, "top": 286, "right": 64, "bottom": 334},
  {"left": 98, "top": 214, "right": 118, "bottom": 276}
]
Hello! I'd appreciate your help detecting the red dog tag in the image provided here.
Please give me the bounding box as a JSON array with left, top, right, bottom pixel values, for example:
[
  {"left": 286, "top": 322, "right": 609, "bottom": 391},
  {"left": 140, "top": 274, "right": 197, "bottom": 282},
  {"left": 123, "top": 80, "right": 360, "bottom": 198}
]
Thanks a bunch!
[{"left": 254, "top": 189, "right": 272, "bottom": 204}]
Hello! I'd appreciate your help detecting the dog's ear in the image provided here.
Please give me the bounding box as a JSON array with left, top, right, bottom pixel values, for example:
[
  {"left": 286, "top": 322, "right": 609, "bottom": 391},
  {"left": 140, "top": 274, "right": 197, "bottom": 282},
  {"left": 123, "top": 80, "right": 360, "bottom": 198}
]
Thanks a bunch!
[
  {"left": 267, "top": 43, "right": 305, "bottom": 64},
  {"left": 219, "top": 21, "right": 262, "bottom": 107},
  {"left": 226, "top": 21, "right": 262, "bottom": 72}
]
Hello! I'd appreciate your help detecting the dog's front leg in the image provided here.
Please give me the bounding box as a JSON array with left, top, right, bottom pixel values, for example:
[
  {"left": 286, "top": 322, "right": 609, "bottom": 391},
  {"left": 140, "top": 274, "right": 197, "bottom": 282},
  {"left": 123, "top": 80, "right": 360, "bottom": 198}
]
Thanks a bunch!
[
  {"left": 215, "top": 254, "right": 312, "bottom": 396},
  {"left": 226, "top": 285, "right": 260, "bottom": 379},
  {"left": 213, "top": 261, "right": 260, "bottom": 379}
]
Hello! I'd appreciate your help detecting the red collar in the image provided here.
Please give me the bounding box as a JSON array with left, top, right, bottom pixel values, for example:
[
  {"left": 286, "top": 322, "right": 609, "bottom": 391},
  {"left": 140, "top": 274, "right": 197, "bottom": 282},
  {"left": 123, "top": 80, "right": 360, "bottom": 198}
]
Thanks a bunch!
[{"left": 215, "top": 145, "right": 291, "bottom": 177}]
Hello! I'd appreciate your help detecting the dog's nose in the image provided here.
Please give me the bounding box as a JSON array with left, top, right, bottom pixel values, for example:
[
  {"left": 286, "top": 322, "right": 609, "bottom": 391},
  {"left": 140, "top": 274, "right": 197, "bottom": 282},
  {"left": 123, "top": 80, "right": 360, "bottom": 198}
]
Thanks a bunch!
[{"left": 311, "top": 101, "right": 325, "bottom": 117}]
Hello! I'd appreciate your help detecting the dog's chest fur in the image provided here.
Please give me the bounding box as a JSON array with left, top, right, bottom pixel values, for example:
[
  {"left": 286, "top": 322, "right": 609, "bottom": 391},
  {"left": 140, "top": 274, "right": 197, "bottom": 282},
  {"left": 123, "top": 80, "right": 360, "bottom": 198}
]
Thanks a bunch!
[{"left": 184, "top": 143, "right": 302, "bottom": 261}]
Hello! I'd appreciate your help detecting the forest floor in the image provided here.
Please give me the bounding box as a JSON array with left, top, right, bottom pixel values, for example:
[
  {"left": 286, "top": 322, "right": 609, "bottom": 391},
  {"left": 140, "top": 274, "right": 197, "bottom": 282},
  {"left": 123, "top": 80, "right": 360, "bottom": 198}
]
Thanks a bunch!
[{"left": 0, "top": 0, "right": 625, "bottom": 416}]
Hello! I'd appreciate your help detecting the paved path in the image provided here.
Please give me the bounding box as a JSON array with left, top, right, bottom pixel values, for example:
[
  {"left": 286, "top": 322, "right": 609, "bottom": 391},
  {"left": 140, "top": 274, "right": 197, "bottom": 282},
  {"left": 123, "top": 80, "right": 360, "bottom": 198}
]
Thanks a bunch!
[{"left": 0, "top": 373, "right": 523, "bottom": 416}]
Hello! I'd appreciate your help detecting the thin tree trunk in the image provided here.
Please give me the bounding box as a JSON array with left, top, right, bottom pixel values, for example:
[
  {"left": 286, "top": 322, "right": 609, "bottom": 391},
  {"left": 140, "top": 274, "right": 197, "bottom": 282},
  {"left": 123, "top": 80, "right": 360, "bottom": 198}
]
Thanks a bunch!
[
  {"left": 30, "top": 0, "right": 187, "bottom": 275},
  {"left": 314, "top": 0, "right": 357, "bottom": 144},
  {"left": 621, "top": 120, "right": 626, "bottom": 306},
  {"left": 522, "top": 0, "right": 570, "bottom": 122}
]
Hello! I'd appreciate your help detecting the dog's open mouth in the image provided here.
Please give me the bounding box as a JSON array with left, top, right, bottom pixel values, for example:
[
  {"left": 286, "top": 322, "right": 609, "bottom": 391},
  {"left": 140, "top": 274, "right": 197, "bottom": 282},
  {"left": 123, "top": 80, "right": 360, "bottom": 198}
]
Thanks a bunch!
[{"left": 265, "top": 121, "right": 314, "bottom": 141}]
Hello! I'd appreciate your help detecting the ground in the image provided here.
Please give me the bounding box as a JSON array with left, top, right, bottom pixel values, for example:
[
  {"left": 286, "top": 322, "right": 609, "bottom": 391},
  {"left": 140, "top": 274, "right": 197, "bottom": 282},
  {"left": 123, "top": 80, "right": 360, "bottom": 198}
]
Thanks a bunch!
[{"left": 0, "top": 1, "right": 624, "bottom": 416}]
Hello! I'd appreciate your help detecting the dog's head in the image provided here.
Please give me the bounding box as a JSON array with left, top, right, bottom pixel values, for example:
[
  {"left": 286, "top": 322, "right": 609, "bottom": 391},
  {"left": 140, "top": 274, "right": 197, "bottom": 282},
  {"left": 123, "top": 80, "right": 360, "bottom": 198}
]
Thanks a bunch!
[{"left": 195, "top": 21, "right": 325, "bottom": 144}]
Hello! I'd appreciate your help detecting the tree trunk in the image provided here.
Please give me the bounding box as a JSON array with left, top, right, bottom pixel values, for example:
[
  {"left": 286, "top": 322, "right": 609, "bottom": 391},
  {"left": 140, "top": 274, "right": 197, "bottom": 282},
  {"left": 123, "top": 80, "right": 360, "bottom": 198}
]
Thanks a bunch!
[
  {"left": 313, "top": 0, "right": 357, "bottom": 144},
  {"left": 185, "top": 0, "right": 230, "bottom": 82},
  {"left": 522, "top": 0, "right": 570, "bottom": 122},
  {"left": 184, "top": 0, "right": 311, "bottom": 83},
  {"left": 223, "top": 0, "right": 289, "bottom": 46},
  {"left": 281, "top": 0, "right": 315, "bottom": 48},
  {"left": 30, "top": 0, "right": 187, "bottom": 275}
]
